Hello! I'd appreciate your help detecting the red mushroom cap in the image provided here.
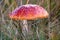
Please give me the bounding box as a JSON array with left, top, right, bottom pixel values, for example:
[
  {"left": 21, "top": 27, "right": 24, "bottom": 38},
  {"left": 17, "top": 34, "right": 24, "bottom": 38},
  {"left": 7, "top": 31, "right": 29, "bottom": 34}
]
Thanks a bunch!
[{"left": 9, "top": 4, "right": 49, "bottom": 20}]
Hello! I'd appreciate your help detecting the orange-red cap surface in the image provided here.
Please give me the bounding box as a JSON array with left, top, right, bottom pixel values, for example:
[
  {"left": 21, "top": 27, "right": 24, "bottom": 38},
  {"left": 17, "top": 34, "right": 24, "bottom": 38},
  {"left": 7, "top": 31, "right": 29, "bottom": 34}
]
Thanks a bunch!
[{"left": 9, "top": 4, "right": 49, "bottom": 20}]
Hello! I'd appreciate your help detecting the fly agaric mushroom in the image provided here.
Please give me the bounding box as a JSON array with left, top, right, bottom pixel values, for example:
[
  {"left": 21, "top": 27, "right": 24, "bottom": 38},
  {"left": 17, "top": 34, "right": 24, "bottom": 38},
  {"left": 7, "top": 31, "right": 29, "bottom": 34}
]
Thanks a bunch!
[{"left": 9, "top": 4, "right": 49, "bottom": 37}]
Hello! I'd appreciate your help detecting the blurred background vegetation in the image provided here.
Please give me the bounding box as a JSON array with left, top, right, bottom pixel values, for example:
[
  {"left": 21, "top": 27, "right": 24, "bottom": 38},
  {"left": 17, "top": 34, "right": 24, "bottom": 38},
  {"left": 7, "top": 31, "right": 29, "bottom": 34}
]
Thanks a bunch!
[{"left": 0, "top": 0, "right": 60, "bottom": 40}]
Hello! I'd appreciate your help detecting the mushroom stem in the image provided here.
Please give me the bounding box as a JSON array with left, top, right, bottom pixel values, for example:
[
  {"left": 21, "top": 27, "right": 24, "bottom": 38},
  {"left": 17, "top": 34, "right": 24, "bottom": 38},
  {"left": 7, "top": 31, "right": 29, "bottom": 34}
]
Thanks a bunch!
[
  {"left": 26, "top": 0, "right": 29, "bottom": 4},
  {"left": 21, "top": 20, "right": 29, "bottom": 37}
]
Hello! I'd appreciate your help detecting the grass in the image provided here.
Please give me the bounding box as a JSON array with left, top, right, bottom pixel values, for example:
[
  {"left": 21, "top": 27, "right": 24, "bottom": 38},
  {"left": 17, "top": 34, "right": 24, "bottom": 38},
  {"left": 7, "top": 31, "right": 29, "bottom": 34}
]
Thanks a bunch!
[{"left": 0, "top": 0, "right": 60, "bottom": 40}]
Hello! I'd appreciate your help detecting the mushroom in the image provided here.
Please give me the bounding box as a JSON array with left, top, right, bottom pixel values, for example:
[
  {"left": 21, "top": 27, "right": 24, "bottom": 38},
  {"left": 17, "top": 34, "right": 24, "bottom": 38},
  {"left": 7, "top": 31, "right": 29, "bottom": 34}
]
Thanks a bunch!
[{"left": 9, "top": 4, "right": 49, "bottom": 37}]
